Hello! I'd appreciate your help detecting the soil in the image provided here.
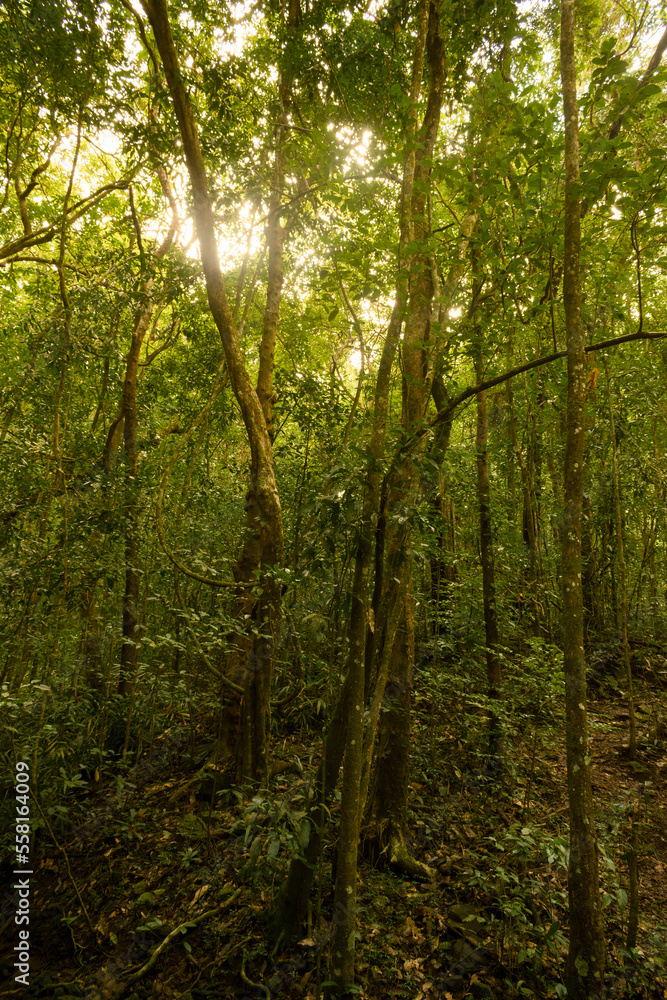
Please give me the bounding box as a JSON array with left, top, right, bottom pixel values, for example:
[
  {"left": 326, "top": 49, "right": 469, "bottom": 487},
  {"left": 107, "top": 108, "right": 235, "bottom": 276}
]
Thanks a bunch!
[{"left": 1, "top": 668, "right": 666, "bottom": 1000}]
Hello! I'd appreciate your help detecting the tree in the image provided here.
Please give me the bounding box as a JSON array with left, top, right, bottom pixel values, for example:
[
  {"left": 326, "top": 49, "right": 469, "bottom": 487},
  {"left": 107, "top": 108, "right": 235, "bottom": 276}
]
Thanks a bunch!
[
  {"left": 560, "top": 0, "right": 606, "bottom": 993},
  {"left": 3, "top": 2, "right": 667, "bottom": 994},
  {"left": 138, "top": 0, "right": 284, "bottom": 782}
]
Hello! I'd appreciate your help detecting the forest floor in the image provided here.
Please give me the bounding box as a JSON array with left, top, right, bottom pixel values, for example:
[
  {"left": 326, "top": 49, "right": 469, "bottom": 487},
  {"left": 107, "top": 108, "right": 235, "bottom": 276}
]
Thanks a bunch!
[{"left": 1, "top": 651, "right": 666, "bottom": 1000}]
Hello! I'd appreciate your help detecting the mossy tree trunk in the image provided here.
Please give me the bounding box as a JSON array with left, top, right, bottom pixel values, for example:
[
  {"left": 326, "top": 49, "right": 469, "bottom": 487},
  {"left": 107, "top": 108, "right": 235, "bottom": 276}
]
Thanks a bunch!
[
  {"left": 270, "top": 0, "right": 437, "bottom": 957},
  {"left": 356, "top": 0, "right": 445, "bottom": 895},
  {"left": 139, "top": 0, "right": 284, "bottom": 781},
  {"left": 471, "top": 256, "right": 502, "bottom": 765},
  {"left": 604, "top": 358, "right": 636, "bottom": 757},
  {"left": 560, "top": 2, "right": 606, "bottom": 994},
  {"left": 223, "top": 0, "right": 293, "bottom": 784}
]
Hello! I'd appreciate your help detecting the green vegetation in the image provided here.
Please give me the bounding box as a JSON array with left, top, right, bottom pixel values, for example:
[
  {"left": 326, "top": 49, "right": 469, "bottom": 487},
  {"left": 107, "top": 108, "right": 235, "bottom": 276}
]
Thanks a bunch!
[{"left": 1, "top": 0, "right": 667, "bottom": 996}]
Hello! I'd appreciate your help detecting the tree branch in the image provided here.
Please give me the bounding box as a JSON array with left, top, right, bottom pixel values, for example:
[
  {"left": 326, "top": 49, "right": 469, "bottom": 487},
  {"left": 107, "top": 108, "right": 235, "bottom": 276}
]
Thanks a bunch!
[{"left": 420, "top": 329, "right": 667, "bottom": 443}]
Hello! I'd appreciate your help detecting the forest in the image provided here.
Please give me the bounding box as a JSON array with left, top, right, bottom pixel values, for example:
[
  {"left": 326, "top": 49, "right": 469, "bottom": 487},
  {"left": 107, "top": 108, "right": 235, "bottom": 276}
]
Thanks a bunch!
[{"left": 0, "top": 0, "right": 666, "bottom": 997}]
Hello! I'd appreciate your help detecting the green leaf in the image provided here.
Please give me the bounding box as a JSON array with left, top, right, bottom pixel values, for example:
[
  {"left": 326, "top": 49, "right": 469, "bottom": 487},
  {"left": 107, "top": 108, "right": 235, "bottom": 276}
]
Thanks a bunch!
[
  {"left": 544, "top": 920, "right": 560, "bottom": 940},
  {"left": 636, "top": 83, "right": 661, "bottom": 101},
  {"left": 267, "top": 836, "right": 280, "bottom": 860}
]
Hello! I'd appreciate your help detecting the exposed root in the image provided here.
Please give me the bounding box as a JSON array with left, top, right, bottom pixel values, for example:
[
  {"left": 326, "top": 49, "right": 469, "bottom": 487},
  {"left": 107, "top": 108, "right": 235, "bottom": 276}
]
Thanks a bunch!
[
  {"left": 385, "top": 831, "right": 435, "bottom": 880},
  {"left": 362, "top": 820, "right": 435, "bottom": 880}
]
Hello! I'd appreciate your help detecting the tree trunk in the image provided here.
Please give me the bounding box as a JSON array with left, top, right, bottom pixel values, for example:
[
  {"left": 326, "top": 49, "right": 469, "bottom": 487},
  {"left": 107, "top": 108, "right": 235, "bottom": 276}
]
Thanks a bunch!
[
  {"left": 475, "top": 356, "right": 500, "bottom": 692},
  {"left": 362, "top": 580, "right": 428, "bottom": 879},
  {"left": 270, "top": 1, "right": 437, "bottom": 952},
  {"left": 581, "top": 468, "right": 599, "bottom": 643},
  {"left": 268, "top": 259, "right": 404, "bottom": 945},
  {"left": 267, "top": 670, "right": 349, "bottom": 940},
  {"left": 429, "top": 375, "right": 456, "bottom": 632},
  {"left": 229, "top": 4, "right": 292, "bottom": 784},
  {"left": 140, "top": 0, "right": 284, "bottom": 781},
  {"left": 604, "top": 359, "right": 636, "bottom": 756},
  {"left": 471, "top": 270, "right": 502, "bottom": 766},
  {"left": 118, "top": 303, "right": 153, "bottom": 696},
  {"left": 560, "top": 2, "right": 606, "bottom": 993},
  {"left": 354, "top": 0, "right": 445, "bottom": 903},
  {"left": 81, "top": 582, "right": 103, "bottom": 695},
  {"left": 507, "top": 386, "right": 540, "bottom": 637},
  {"left": 424, "top": 201, "right": 478, "bottom": 635}
]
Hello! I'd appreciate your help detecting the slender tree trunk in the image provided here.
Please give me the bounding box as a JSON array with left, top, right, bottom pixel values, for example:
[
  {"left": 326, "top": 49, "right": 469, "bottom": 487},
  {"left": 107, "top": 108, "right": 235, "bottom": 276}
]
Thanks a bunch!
[
  {"left": 354, "top": 0, "right": 445, "bottom": 897},
  {"left": 560, "top": 3, "right": 606, "bottom": 994},
  {"left": 424, "top": 207, "right": 478, "bottom": 606},
  {"left": 362, "top": 578, "right": 425, "bottom": 878},
  {"left": 471, "top": 260, "right": 502, "bottom": 766},
  {"left": 474, "top": 355, "right": 503, "bottom": 766},
  {"left": 582, "top": 467, "right": 598, "bottom": 643},
  {"left": 329, "top": 2, "right": 438, "bottom": 981},
  {"left": 228, "top": 9, "right": 292, "bottom": 784},
  {"left": 429, "top": 375, "right": 456, "bottom": 631},
  {"left": 256, "top": 90, "right": 286, "bottom": 442},
  {"left": 604, "top": 359, "right": 636, "bottom": 756},
  {"left": 507, "top": 388, "right": 540, "bottom": 636},
  {"left": 475, "top": 355, "right": 500, "bottom": 690},
  {"left": 532, "top": 385, "right": 546, "bottom": 634},
  {"left": 269, "top": 296, "right": 404, "bottom": 943},
  {"left": 118, "top": 304, "right": 153, "bottom": 696},
  {"left": 140, "top": 0, "right": 284, "bottom": 781},
  {"left": 268, "top": 669, "right": 349, "bottom": 940},
  {"left": 81, "top": 581, "right": 103, "bottom": 695},
  {"left": 270, "top": 2, "right": 436, "bottom": 949}
]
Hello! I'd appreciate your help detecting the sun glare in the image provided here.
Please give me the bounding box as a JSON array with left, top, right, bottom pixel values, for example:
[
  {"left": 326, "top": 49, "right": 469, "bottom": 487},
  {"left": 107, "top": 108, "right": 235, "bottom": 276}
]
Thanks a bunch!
[{"left": 349, "top": 348, "right": 363, "bottom": 372}]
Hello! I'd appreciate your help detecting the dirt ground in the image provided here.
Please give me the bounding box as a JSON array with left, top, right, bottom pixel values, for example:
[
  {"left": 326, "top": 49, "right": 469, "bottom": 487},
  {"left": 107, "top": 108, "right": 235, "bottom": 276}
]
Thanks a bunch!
[{"left": 1, "top": 670, "right": 666, "bottom": 1000}]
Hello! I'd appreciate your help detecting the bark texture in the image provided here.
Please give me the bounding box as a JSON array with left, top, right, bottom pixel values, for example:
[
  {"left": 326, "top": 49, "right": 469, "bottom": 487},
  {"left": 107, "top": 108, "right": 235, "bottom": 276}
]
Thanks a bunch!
[
  {"left": 474, "top": 352, "right": 500, "bottom": 694},
  {"left": 605, "top": 361, "right": 636, "bottom": 756},
  {"left": 270, "top": 1, "right": 435, "bottom": 953},
  {"left": 560, "top": 2, "right": 606, "bottom": 994},
  {"left": 359, "top": 0, "right": 445, "bottom": 888},
  {"left": 140, "top": 0, "right": 284, "bottom": 780}
]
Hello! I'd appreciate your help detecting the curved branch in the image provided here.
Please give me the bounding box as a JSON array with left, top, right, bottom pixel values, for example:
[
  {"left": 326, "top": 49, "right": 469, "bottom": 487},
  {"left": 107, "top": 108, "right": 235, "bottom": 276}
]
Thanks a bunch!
[
  {"left": 387, "top": 329, "right": 667, "bottom": 467},
  {"left": 108, "top": 890, "right": 241, "bottom": 1000},
  {"left": 0, "top": 172, "right": 138, "bottom": 262},
  {"left": 119, "top": 0, "right": 161, "bottom": 76},
  {"left": 430, "top": 329, "right": 667, "bottom": 430}
]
